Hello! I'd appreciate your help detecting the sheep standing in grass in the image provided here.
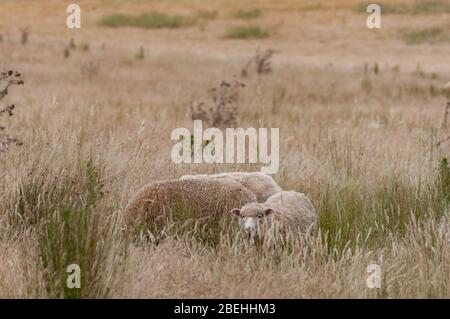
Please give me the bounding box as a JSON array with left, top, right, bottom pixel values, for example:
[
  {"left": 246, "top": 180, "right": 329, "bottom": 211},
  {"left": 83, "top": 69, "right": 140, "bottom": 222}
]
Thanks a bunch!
[
  {"left": 181, "top": 172, "right": 282, "bottom": 202},
  {"left": 229, "top": 191, "right": 316, "bottom": 241},
  {"left": 123, "top": 178, "right": 257, "bottom": 229}
]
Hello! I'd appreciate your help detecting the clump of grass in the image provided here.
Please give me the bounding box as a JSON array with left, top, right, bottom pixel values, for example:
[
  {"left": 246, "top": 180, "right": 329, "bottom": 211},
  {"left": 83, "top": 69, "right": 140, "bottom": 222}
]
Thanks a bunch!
[
  {"left": 233, "top": 8, "right": 263, "bottom": 19},
  {"left": 99, "top": 12, "right": 195, "bottom": 29},
  {"left": 304, "top": 139, "right": 450, "bottom": 256},
  {"left": 20, "top": 27, "right": 30, "bottom": 45},
  {"left": 10, "top": 158, "right": 106, "bottom": 228},
  {"left": 354, "top": 2, "right": 410, "bottom": 14},
  {"left": 361, "top": 76, "right": 373, "bottom": 94},
  {"left": 38, "top": 207, "right": 124, "bottom": 298},
  {"left": 412, "top": 0, "right": 450, "bottom": 14},
  {"left": 355, "top": 1, "right": 450, "bottom": 14},
  {"left": 224, "top": 26, "right": 270, "bottom": 39},
  {"left": 135, "top": 46, "right": 145, "bottom": 60},
  {"left": 399, "top": 27, "right": 450, "bottom": 44},
  {"left": 8, "top": 157, "right": 124, "bottom": 298},
  {"left": 438, "top": 157, "right": 450, "bottom": 204},
  {"left": 195, "top": 10, "right": 218, "bottom": 20}
]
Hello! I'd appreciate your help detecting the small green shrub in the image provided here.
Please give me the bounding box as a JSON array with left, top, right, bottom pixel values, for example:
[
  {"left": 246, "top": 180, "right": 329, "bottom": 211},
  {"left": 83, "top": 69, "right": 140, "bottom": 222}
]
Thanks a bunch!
[
  {"left": 233, "top": 9, "right": 263, "bottom": 19},
  {"left": 354, "top": 2, "right": 410, "bottom": 14},
  {"left": 99, "top": 12, "right": 195, "bottom": 29},
  {"left": 400, "top": 27, "right": 449, "bottom": 44},
  {"left": 355, "top": 1, "right": 450, "bottom": 14},
  {"left": 224, "top": 26, "right": 270, "bottom": 39}
]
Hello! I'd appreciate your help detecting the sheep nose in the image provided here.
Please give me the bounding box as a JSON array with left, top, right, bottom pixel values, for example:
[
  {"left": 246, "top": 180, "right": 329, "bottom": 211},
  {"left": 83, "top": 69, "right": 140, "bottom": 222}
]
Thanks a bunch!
[
  {"left": 244, "top": 224, "right": 254, "bottom": 231},
  {"left": 245, "top": 227, "right": 257, "bottom": 237}
]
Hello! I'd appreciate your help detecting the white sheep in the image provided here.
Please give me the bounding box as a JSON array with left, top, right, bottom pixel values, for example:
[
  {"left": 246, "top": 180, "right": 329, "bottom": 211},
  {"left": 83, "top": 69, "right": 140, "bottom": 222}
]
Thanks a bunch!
[
  {"left": 181, "top": 172, "right": 282, "bottom": 202},
  {"left": 229, "top": 190, "right": 316, "bottom": 240},
  {"left": 123, "top": 178, "right": 257, "bottom": 228}
]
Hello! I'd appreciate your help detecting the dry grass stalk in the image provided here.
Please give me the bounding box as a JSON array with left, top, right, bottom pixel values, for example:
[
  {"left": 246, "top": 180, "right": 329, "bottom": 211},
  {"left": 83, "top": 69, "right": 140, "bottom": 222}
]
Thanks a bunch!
[
  {"left": 241, "top": 49, "right": 277, "bottom": 78},
  {"left": 20, "top": 27, "right": 30, "bottom": 45},
  {"left": 441, "top": 101, "right": 450, "bottom": 131},
  {"left": 80, "top": 61, "right": 100, "bottom": 82},
  {"left": 0, "top": 70, "right": 24, "bottom": 154},
  {"left": 69, "top": 38, "right": 76, "bottom": 49},
  {"left": 437, "top": 83, "right": 450, "bottom": 146},
  {"left": 63, "top": 47, "right": 70, "bottom": 59},
  {"left": 441, "top": 82, "right": 450, "bottom": 129}
]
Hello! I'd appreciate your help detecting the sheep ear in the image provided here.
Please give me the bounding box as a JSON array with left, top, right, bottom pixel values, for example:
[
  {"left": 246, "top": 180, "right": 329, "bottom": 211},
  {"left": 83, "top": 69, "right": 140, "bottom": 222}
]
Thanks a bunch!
[
  {"left": 230, "top": 208, "right": 242, "bottom": 218},
  {"left": 264, "top": 208, "right": 274, "bottom": 216}
]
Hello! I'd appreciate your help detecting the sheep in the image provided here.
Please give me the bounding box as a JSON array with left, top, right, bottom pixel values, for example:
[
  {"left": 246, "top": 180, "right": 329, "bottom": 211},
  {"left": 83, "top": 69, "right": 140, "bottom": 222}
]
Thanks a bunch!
[
  {"left": 181, "top": 172, "right": 282, "bottom": 202},
  {"left": 229, "top": 190, "right": 316, "bottom": 241},
  {"left": 123, "top": 178, "right": 257, "bottom": 229}
]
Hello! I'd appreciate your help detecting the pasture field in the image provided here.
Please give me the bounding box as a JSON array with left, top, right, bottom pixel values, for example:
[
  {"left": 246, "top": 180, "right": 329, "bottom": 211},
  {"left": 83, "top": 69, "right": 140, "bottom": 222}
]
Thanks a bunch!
[{"left": 0, "top": 0, "right": 450, "bottom": 298}]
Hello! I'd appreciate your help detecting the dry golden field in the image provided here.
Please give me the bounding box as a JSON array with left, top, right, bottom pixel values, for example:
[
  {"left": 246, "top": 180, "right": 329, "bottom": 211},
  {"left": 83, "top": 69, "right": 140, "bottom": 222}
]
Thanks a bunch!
[{"left": 1, "top": 0, "right": 450, "bottom": 298}]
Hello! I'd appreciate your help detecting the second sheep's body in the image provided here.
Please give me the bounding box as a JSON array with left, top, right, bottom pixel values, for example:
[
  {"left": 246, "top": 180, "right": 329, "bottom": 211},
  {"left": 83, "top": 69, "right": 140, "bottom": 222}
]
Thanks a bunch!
[{"left": 181, "top": 172, "right": 282, "bottom": 202}]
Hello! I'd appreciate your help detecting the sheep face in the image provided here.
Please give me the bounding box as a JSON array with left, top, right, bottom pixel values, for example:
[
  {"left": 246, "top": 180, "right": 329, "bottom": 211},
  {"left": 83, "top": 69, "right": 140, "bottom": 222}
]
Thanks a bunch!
[{"left": 230, "top": 203, "right": 274, "bottom": 239}]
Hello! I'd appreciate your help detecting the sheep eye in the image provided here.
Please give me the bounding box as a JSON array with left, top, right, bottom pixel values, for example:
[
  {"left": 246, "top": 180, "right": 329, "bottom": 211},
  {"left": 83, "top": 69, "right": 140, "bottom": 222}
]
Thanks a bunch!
[{"left": 257, "top": 213, "right": 263, "bottom": 218}]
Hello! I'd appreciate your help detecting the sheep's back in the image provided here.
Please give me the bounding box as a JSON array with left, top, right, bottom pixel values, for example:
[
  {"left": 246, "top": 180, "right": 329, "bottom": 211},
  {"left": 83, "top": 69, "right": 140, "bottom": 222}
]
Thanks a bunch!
[
  {"left": 123, "top": 178, "right": 257, "bottom": 226},
  {"left": 182, "top": 172, "right": 282, "bottom": 202},
  {"left": 238, "top": 174, "right": 282, "bottom": 202}
]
